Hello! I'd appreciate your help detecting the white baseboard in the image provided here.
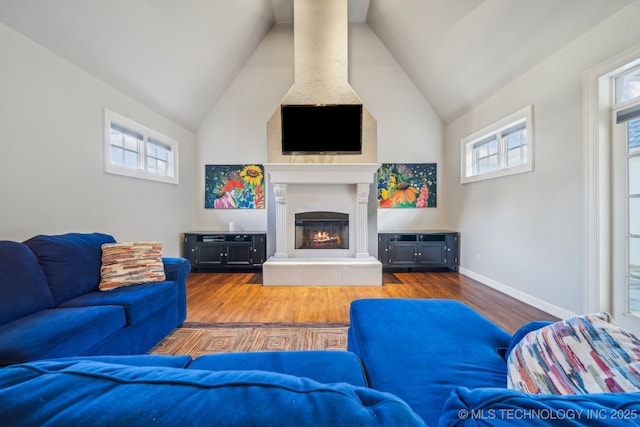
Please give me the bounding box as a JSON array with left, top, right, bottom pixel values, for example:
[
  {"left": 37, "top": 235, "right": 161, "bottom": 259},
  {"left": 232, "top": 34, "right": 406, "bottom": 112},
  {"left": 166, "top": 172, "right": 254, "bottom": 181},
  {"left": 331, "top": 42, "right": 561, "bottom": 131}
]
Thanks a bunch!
[{"left": 459, "top": 267, "right": 576, "bottom": 320}]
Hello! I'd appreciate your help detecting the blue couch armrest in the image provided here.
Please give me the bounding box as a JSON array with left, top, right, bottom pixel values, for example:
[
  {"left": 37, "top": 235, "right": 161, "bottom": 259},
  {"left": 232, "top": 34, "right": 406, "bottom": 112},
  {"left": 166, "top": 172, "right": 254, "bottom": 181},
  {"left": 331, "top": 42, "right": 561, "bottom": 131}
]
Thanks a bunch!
[{"left": 162, "top": 258, "right": 190, "bottom": 324}]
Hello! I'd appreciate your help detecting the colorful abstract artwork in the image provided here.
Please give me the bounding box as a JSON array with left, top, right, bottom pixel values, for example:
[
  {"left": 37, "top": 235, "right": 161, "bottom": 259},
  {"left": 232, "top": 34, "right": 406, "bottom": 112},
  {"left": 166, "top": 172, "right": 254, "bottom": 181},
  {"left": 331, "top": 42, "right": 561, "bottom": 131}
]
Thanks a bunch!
[
  {"left": 205, "top": 164, "right": 265, "bottom": 209},
  {"left": 377, "top": 163, "right": 437, "bottom": 208}
]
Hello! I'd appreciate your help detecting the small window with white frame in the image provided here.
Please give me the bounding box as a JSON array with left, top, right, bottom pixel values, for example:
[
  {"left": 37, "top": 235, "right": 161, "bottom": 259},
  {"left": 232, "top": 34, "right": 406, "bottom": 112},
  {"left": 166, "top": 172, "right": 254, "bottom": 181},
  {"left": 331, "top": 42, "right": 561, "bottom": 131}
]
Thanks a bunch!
[
  {"left": 103, "top": 108, "right": 179, "bottom": 184},
  {"left": 461, "top": 105, "right": 534, "bottom": 184}
]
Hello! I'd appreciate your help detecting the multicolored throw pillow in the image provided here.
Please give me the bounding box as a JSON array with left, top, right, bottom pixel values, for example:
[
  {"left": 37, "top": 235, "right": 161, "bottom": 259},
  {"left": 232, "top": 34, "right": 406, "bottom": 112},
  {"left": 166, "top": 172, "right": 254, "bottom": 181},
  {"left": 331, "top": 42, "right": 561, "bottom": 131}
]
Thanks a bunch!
[
  {"left": 99, "top": 242, "right": 166, "bottom": 291},
  {"left": 507, "top": 313, "right": 640, "bottom": 394}
]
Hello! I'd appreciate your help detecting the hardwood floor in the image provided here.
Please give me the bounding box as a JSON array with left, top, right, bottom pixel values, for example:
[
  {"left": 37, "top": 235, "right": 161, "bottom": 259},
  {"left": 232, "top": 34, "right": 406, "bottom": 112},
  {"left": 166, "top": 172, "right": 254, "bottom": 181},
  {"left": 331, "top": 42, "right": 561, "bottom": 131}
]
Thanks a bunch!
[{"left": 184, "top": 271, "right": 559, "bottom": 334}]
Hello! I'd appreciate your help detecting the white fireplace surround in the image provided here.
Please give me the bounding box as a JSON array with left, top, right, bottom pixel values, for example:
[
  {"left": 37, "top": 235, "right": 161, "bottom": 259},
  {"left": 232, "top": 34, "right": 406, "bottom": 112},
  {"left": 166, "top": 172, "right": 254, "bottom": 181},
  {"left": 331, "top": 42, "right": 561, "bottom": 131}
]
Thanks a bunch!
[
  {"left": 266, "top": 163, "right": 378, "bottom": 258},
  {"left": 262, "top": 163, "right": 383, "bottom": 286}
]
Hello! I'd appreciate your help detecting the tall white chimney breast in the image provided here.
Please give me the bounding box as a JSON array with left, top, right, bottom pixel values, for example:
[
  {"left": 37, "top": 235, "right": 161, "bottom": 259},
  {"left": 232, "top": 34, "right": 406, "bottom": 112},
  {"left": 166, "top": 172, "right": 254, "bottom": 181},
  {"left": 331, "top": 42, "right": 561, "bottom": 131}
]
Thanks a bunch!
[{"left": 263, "top": 0, "right": 381, "bottom": 286}]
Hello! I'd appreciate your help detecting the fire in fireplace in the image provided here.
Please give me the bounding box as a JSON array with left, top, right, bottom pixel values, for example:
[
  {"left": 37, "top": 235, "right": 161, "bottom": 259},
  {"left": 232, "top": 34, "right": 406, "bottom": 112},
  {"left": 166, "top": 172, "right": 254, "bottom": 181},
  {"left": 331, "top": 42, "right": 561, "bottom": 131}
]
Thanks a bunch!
[{"left": 295, "top": 211, "right": 349, "bottom": 250}]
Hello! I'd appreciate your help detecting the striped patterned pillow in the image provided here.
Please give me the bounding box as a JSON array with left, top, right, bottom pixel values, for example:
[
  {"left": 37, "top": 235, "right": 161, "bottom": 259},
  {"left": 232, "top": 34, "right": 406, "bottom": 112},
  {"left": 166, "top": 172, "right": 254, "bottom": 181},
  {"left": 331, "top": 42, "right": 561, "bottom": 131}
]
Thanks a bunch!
[
  {"left": 507, "top": 313, "right": 640, "bottom": 394},
  {"left": 99, "top": 242, "right": 166, "bottom": 291}
]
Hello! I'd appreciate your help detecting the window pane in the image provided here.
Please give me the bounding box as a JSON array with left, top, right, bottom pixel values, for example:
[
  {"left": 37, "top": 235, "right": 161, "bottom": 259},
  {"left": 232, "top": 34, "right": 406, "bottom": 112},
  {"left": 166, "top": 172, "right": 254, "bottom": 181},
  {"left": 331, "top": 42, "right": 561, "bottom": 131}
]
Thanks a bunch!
[
  {"left": 506, "top": 135, "right": 521, "bottom": 150},
  {"left": 488, "top": 154, "right": 498, "bottom": 171},
  {"left": 630, "top": 276, "right": 640, "bottom": 315},
  {"left": 109, "top": 124, "right": 142, "bottom": 171},
  {"left": 616, "top": 66, "right": 640, "bottom": 103},
  {"left": 630, "top": 237, "right": 640, "bottom": 275},
  {"left": 110, "top": 146, "right": 123, "bottom": 165},
  {"left": 474, "top": 137, "right": 499, "bottom": 175},
  {"left": 629, "top": 119, "right": 640, "bottom": 155},
  {"left": 631, "top": 198, "right": 640, "bottom": 235},
  {"left": 478, "top": 158, "right": 488, "bottom": 174},
  {"left": 124, "top": 150, "right": 138, "bottom": 169},
  {"left": 505, "top": 128, "right": 527, "bottom": 150},
  {"left": 156, "top": 160, "right": 168, "bottom": 175},
  {"left": 630, "top": 156, "right": 640, "bottom": 195},
  {"left": 146, "top": 140, "right": 171, "bottom": 176},
  {"left": 507, "top": 147, "right": 523, "bottom": 167},
  {"left": 110, "top": 131, "right": 124, "bottom": 147},
  {"left": 488, "top": 140, "right": 498, "bottom": 154},
  {"left": 147, "top": 157, "right": 157, "bottom": 173},
  {"left": 157, "top": 147, "right": 169, "bottom": 161},
  {"left": 124, "top": 134, "right": 139, "bottom": 151}
]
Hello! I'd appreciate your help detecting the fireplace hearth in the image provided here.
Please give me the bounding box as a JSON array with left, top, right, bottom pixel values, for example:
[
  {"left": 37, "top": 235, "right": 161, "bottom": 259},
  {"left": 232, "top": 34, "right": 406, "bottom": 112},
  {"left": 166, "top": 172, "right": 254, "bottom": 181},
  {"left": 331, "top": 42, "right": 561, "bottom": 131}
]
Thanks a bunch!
[{"left": 295, "top": 211, "right": 348, "bottom": 250}]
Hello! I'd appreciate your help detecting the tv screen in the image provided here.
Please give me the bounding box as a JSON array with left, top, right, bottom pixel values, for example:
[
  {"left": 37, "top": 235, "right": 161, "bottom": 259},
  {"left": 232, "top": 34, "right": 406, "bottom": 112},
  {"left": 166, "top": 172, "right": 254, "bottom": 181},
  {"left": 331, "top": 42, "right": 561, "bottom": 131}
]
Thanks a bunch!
[{"left": 281, "top": 104, "right": 362, "bottom": 155}]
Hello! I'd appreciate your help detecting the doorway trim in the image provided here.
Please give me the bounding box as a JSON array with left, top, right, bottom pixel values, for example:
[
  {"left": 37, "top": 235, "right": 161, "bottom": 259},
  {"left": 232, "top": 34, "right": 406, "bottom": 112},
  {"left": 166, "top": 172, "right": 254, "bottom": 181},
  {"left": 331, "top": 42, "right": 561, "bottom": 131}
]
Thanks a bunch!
[{"left": 583, "top": 42, "right": 640, "bottom": 314}]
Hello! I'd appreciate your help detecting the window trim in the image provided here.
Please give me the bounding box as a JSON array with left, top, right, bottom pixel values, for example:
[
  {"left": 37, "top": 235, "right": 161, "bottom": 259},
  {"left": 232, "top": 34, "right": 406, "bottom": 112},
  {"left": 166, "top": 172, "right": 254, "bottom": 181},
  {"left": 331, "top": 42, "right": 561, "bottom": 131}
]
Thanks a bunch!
[
  {"left": 103, "top": 108, "right": 179, "bottom": 184},
  {"left": 460, "top": 105, "right": 534, "bottom": 184}
]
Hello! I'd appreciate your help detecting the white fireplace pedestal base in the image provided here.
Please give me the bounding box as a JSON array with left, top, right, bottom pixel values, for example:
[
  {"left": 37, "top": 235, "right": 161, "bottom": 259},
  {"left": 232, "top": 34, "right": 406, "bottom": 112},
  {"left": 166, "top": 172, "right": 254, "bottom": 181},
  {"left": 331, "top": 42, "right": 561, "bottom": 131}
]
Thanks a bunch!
[{"left": 262, "top": 257, "right": 382, "bottom": 286}]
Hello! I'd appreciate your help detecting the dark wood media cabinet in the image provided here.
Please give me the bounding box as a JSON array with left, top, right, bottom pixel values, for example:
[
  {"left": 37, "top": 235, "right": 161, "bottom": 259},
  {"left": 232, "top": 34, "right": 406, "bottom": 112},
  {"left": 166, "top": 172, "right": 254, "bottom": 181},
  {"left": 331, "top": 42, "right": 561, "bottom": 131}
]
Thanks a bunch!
[
  {"left": 378, "top": 231, "right": 459, "bottom": 272},
  {"left": 183, "top": 232, "right": 266, "bottom": 272}
]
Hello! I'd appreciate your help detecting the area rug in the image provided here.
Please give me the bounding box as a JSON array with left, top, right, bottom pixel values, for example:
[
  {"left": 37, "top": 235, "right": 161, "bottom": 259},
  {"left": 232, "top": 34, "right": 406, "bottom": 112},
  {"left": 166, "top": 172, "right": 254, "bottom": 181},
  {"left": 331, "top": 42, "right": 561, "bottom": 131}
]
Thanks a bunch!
[{"left": 150, "top": 322, "right": 349, "bottom": 358}]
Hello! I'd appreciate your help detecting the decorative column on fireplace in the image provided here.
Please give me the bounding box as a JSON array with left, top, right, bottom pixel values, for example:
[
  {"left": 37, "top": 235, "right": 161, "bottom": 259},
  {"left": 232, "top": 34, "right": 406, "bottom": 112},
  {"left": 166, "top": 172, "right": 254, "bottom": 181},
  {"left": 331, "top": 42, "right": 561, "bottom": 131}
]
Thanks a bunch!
[
  {"left": 356, "top": 183, "right": 370, "bottom": 258},
  {"left": 273, "top": 183, "right": 288, "bottom": 258}
]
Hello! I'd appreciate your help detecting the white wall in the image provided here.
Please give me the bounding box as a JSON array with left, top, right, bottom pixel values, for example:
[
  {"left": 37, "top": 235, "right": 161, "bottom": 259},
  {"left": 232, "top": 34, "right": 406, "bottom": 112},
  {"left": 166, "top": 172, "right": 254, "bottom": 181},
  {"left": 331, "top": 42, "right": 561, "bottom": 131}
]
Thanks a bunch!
[
  {"left": 0, "top": 23, "right": 196, "bottom": 256},
  {"left": 444, "top": 4, "right": 640, "bottom": 317},
  {"left": 196, "top": 22, "right": 446, "bottom": 254},
  {"left": 196, "top": 24, "right": 293, "bottom": 235},
  {"left": 349, "top": 24, "right": 445, "bottom": 232}
]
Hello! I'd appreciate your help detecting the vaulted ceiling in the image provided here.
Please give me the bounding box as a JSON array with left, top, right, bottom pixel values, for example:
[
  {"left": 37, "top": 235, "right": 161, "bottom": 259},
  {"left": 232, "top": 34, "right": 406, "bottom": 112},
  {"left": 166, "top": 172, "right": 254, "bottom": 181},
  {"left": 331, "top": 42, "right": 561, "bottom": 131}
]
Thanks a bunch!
[{"left": 0, "top": 0, "right": 633, "bottom": 131}]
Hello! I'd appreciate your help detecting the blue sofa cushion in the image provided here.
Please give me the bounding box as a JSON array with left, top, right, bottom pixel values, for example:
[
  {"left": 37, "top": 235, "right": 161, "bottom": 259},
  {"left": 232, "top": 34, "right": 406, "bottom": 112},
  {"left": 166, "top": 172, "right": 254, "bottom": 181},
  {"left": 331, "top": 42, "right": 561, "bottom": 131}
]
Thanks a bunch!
[
  {"left": 190, "top": 351, "right": 368, "bottom": 386},
  {"left": 0, "top": 241, "right": 54, "bottom": 326},
  {"left": 58, "top": 280, "right": 177, "bottom": 325},
  {"left": 349, "top": 299, "right": 511, "bottom": 427},
  {"left": 0, "top": 360, "right": 427, "bottom": 426},
  {"left": 441, "top": 386, "right": 640, "bottom": 426},
  {"left": 24, "top": 232, "right": 116, "bottom": 305},
  {"left": 0, "top": 306, "right": 125, "bottom": 366}
]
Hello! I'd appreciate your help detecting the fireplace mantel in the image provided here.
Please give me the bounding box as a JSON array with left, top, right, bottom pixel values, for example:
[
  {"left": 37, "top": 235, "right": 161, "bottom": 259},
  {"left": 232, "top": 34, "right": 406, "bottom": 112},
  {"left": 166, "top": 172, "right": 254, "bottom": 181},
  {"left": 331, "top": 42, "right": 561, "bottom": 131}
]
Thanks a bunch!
[{"left": 265, "top": 163, "right": 380, "bottom": 185}]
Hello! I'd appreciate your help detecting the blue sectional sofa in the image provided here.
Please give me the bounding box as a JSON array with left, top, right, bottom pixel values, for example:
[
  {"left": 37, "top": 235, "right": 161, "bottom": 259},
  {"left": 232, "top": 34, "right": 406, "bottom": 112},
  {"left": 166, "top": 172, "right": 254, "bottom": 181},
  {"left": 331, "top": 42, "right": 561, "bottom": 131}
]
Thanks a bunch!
[
  {"left": 2, "top": 279, "right": 640, "bottom": 426},
  {"left": 349, "top": 298, "right": 640, "bottom": 427},
  {"left": 0, "top": 232, "right": 189, "bottom": 366}
]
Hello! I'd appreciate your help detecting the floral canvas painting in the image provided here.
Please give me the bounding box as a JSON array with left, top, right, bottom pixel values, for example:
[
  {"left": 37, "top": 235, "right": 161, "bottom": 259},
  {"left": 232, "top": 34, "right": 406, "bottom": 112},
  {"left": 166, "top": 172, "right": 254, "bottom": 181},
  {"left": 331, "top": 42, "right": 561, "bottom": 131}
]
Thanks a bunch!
[
  {"left": 377, "top": 163, "right": 437, "bottom": 208},
  {"left": 205, "top": 164, "right": 265, "bottom": 209}
]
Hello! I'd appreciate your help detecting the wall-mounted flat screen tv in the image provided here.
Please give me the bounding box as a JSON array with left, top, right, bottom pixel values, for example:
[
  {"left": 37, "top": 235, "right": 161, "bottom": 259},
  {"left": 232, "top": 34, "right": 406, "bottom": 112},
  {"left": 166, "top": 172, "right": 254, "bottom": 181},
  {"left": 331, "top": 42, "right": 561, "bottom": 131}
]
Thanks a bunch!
[{"left": 281, "top": 104, "right": 362, "bottom": 155}]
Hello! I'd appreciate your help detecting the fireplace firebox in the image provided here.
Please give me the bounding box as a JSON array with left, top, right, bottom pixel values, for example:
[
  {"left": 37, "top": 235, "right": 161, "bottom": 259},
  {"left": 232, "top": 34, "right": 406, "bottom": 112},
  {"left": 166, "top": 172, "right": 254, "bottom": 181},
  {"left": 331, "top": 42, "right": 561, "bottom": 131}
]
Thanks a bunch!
[{"left": 295, "top": 211, "right": 349, "bottom": 250}]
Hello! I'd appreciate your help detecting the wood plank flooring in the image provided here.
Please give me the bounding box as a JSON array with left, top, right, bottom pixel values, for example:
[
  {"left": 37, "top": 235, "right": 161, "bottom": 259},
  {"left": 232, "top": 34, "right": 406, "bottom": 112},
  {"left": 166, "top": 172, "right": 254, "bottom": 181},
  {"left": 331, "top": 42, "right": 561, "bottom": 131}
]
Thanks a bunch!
[{"left": 185, "top": 271, "right": 559, "bottom": 334}]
